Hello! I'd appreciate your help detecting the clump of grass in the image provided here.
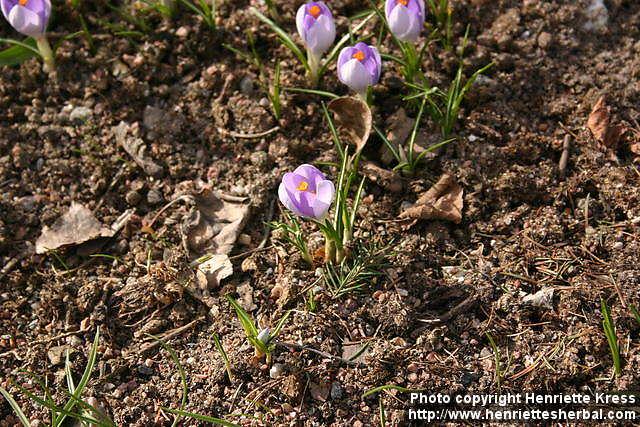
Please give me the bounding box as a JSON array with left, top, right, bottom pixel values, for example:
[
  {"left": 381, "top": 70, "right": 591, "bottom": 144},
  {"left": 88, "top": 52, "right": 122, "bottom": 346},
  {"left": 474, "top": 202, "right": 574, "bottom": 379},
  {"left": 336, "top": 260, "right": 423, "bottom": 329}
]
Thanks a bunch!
[
  {"left": 601, "top": 298, "right": 622, "bottom": 376},
  {"left": 226, "top": 295, "right": 291, "bottom": 364},
  {"left": 322, "top": 241, "right": 390, "bottom": 299},
  {"left": 269, "top": 212, "right": 312, "bottom": 266},
  {"left": 486, "top": 332, "right": 502, "bottom": 392},
  {"left": 177, "top": 0, "right": 217, "bottom": 30},
  {"left": 0, "top": 329, "right": 116, "bottom": 427}
]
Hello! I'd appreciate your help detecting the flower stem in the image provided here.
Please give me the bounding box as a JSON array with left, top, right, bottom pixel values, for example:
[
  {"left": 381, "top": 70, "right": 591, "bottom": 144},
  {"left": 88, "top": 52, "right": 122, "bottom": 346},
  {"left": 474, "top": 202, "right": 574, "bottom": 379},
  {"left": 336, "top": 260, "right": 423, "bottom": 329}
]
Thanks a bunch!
[
  {"left": 307, "top": 49, "right": 320, "bottom": 87},
  {"left": 35, "top": 36, "right": 55, "bottom": 75},
  {"left": 324, "top": 238, "right": 336, "bottom": 264}
]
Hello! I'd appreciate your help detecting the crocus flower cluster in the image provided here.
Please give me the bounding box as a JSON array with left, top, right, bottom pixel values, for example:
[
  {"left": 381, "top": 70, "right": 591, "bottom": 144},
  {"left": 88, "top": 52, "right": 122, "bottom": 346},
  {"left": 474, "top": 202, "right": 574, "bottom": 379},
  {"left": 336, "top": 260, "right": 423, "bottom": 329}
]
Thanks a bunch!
[
  {"left": 278, "top": 164, "right": 335, "bottom": 220},
  {"left": 385, "top": 0, "right": 426, "bottom": 43},
  {"left": 1, "top": 0, "right": 55, "bottom": 73}
]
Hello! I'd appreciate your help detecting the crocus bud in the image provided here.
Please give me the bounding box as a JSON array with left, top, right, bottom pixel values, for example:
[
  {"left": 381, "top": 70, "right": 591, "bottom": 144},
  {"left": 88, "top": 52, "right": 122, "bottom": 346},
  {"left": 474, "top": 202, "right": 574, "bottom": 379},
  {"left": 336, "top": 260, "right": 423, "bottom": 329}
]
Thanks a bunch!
[
  {"left": 1, "top": 0, "right": 51, "bottom": 37},
  {"left": 337, "top": 42, "right": 382, "bottom": 97},
  {"left": 278, "top": 164, "right": 335, "bottom": 220},
  {"left": 385, "top": 0, "right": 425, "bottom": 43},
  {"left": 257, "top": 328, "right": 270, "bottom": 344},
  {"left": 296, "top": 1, "right": 336, "bottom": 56}
]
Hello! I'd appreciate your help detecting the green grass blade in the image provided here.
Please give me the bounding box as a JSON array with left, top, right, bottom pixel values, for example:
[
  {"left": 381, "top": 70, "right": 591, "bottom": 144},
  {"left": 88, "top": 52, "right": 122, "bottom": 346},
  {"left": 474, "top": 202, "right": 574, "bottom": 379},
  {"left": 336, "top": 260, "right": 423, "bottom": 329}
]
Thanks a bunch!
[
  {"left": 363, "top": 384, "right": 419, "bottom": 398},
  {"left": 485, "top": 332, "right": 502, "bottom": 392},
  {"left": 270, "top": 310, "right": 292, "bottom": 340},
  {"left": 601, "top": 299, "right": 621, "bottom": 376},
  {"left": 0, "top": 386, "right": 30, "bottom": 427},
  {"left": 283, "top": 86, "right": 339, "bottom": 99},
  {"left": 251, "top": 7, "right": 309, "bottom": 72},
  {"left": 226, "top": 295, "right": 259, "bottom": 337},
  {"left": 212, "top": 333, "right": 233, "bottom": 382},
  {"left": 631, "top": 304, "right": 640, "bottom": 325},
  {"left": 148, "top": 335, "right": 188, "bottom": 427},
  {"left": 163, "top": 408, "right": 239, "bottom": 426},
  {"left": 0, "top": 38, "right": 39, "bottom": 67},
  {"left": 54, "top": 328, "right": 100, "bottom": 427}
]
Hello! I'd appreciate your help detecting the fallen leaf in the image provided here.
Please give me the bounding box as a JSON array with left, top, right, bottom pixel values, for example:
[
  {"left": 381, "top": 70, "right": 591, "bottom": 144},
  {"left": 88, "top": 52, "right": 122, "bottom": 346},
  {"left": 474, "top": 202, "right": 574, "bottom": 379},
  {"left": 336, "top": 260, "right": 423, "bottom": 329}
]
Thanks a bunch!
[
  {"left": 181, "top": 183, "right": 250, "bottom": 257},
  {"left": 36, "top": 202, "right": 121, "bottom": 254},
  {"left": 114, "top": 121, "right": 164, "bottom": 177},
  {"left": 400, "top": 173, "right": 463, "bottom": 223},
  {"left": 328, "top": 96, "right": 372, "bottom": 154},
  {"left": 522, "top": 288, "right": 554, "bottom": 310},
  {"left": 379, "top": 108, "right": 414, "bottom": 164},
  {"left": 587, "top": 96, "right": 625, "bottom": 149},
  {"left": 195, "top": 254, "right": 233, "bottom": 291}
]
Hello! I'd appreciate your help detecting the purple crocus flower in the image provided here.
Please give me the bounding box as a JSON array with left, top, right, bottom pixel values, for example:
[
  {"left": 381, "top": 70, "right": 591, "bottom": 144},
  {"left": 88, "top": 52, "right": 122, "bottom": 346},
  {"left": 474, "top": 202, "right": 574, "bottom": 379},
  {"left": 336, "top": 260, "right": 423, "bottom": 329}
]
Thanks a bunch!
[
  {"left": 278, "top": 164, "right": 335, "bottom": 220},
  {"left": 385, "top": 0, "right": 425, "bottom": 42},
  {"left": 337, "top": 42, "right": 382, "bottom": 97},
  {"left": 1, "top": 0, "right": 51, "bottom": 37},
  {"left": 296, "top": 1, "right": 336, "bottom": 56}
]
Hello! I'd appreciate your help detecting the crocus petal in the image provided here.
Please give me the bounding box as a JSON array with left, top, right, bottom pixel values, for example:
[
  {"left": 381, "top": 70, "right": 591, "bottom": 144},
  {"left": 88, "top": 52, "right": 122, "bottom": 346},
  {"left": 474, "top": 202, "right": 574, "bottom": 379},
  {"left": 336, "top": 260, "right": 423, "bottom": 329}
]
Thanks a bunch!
[
  {"left": 8, "top": 5, "right": 44, "bottom": 36},
  {"left": 316, "top": 180, "right": 334, "bottom": 205},
  {"left": 339, "top": 58, "right": 372, "bottom": 93},
  {"left": 389, "top": 5, "right": 412, "bottom": 39},
  {"left": 294, "top": 164, "right": 326, "bottom": 189},
  {"left": 296, "top": 4, "right": 307, "bottom": 40},
  {"left": 367, "top": 46, "right": 382, "bottom": 83},
  {"left": 278, "top": 182, "right": 295, "bottom": 212},
  {"left": 292, "top": 190, "right": 317, "bottom": 218},
  {"left": 306, "top": 14, "right": 335, "bottom": 54},
  {"left": 1, "top": 0, "right": 14, "bottom": 19},
  {"left": 282, "top": 172, "right": 308, "bottom": 193},
  {"left": 337, "top": 46, "right": 357, "bottom": 72},
  {"left": 384, "top": 0, "right": 395, "bottom": 18}
]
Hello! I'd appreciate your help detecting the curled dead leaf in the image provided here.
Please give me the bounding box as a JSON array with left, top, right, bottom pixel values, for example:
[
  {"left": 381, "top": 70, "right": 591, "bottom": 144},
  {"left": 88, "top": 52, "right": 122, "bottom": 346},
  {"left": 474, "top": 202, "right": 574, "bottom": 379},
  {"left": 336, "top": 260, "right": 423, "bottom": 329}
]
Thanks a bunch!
[
  {"left": 328, "top": 96, "right": 372, "bottom": 154},
  {"left": 587, "top": 96, "right": 625, "bottom": 149},
  {"left": 400, "top": 174, "right": 463, "bottom": 224},
  {"left": 181, "top": 182, "right": 250, "bottom": 257}
]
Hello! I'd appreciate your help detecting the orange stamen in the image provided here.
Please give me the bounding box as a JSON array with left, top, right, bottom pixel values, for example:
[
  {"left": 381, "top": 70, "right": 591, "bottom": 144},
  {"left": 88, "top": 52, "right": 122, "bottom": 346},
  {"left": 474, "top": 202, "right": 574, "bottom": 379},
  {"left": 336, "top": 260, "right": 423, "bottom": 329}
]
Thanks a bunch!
[
  {"left": 18, "top": 0, "right": 28, "bottom": 5},
  {"left": 352, "top": 50, "right": 366, "bottom": 61},
  {"left": 397, "top": 0, "right": 409, "bottom": 5},
  {"left": 297, "top": 181, "right": 310, "bottom": 192},
  {"left": 309, "top": 5, "right": 321, "bottom": 18}
]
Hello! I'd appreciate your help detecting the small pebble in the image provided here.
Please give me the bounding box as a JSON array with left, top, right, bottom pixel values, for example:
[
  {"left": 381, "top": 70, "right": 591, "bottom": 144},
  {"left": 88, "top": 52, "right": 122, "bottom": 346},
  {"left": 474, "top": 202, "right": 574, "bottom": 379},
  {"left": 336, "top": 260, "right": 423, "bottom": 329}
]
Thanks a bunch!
[{"left": 147, "top": 189, "right": 163, "bottom": 205}]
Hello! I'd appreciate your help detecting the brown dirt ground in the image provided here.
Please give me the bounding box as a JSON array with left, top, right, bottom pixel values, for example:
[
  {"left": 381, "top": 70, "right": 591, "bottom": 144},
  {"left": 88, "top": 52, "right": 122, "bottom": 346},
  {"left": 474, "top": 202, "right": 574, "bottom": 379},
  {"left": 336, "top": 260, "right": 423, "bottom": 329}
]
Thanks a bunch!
[{"left": 1, "top": 0, "right": 640, "bottom": 425}]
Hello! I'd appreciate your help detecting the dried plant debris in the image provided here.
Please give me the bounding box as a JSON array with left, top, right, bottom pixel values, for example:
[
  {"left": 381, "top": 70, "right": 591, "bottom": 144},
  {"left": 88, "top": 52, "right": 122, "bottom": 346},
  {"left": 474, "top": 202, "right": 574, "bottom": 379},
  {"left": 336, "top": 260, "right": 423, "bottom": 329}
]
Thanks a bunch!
[
  {"left": 587, "top": 96, "right": 626, "bottom": 150},
  {"left": 401, "top": 174, "right": 464, "bottom": 224},
  {"left": 113, "top": 121, "right": 164, "bottom": 177},
  {"left": 181, "top": 183, "right": 250, "bottom": 257},
  {"left": 361, "top": 161, "right": 403, "bottom": 193},
  {"left": 194, "top": 254, "right": 233, "bottom": 291},
  {"left": 328, "top": 96, "right": 372, "bottom": 154},
  {"left": 379, "top": 108, "right": 414, "bottom": 164},
  {"left": 36, "top": 202, "right": 132, "bottom": 254}
]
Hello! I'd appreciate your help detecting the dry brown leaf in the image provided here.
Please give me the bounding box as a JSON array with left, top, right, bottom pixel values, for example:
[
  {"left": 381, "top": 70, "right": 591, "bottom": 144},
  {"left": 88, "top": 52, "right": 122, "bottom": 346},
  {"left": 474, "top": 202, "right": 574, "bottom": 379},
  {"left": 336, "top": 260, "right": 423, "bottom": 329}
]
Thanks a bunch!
[
  {"left": 328, "top": 96, "right": 372, "bottom": 154},
  {"left": 587, "top": 96, "right": 625, "bottom": 149},
  {"left": 113, "top": 121, "right": 164, "bottom": 177},
  {"left": 36, "top": 202, "right": 114, "bottom": 254},
  {"left": 195, "top": 254, "right": 233, "bottom": 292},
  {"left": 379, "top": 108, "right": 414, "bottom": 164},
  {"left": 181, "top": 183, "right": 250, "bottom": 257},
  {"left": 400, "top": 174, "right": 463, "bottom": 224}
]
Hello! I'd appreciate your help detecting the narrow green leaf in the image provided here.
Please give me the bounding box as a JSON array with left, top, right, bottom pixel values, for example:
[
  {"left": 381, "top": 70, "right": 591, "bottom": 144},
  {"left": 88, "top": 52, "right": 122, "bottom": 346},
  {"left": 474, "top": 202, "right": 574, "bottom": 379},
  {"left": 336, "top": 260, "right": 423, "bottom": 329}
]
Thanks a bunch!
[
  {"left": 0, "top": 38, "right": 39, "bottom": 67},
  {"left": 0, "top": 386, "right": 30, "bottom": 427},
  {"left": 251, "top": 7, "right": 309, "bottom": 72},
  {"left": 162, "top": 408, "right": 239, "bottom": 426},
  {"left": 226, "top": 295, "right": 259, "bottom": 337}
]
